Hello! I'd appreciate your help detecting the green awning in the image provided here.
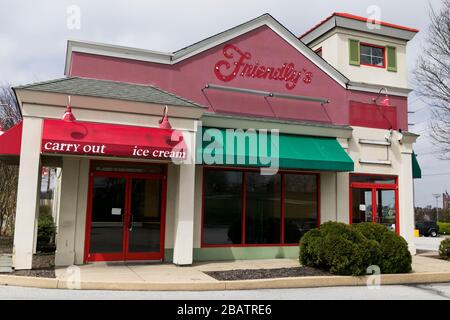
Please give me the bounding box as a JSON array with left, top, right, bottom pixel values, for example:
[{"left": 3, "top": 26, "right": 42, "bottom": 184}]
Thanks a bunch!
[
  {"left": 412, "top": 152, "right": 422, "bottom": 179},
  {"left": 197, "top": 127, "right": 354, "bottom": 171}
]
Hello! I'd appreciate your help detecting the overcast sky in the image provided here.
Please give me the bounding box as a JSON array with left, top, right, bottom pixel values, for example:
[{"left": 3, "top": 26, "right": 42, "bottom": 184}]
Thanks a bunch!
[{"left": 0, "top": 0, "right": 447, "bottom": 207}]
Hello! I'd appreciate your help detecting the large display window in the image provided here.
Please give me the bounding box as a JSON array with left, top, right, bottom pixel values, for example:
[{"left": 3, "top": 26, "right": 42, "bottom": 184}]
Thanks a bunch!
[{"left": 202, "top": 168, "right": 319, "bottom": 247}]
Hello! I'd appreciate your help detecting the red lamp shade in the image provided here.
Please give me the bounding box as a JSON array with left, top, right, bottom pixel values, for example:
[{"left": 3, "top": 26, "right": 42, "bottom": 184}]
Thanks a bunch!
[
  {"left": 62, "top": 105, "right": 76, "bottom": 122},
  {"left": 381, "top": 95, "right": 391, "bottom": 106},
  {"left": 158, "top": 106, "right": 172, "bottom": 129}
]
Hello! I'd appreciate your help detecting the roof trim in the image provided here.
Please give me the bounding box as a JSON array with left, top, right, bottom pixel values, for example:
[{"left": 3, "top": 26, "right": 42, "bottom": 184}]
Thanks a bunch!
[
  {"left": 14, "top": 77, "right": 207, "bottom": 109},
  {"left": 300, "top": 12, "right": 419, "bottom": 45},
  {"left": 64, "top": 13, "right": 350, "bottom": 88},
  {"left": 347, "top": 81, "right": 412, "bottom": 97},
  {"left": 201, "top": 112, "right": 353, "bottom": 139}
]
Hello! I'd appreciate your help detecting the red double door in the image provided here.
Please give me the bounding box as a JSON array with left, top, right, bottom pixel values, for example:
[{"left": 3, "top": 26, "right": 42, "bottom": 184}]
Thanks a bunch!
[{"left": 85, "top": 171, "right": 166, "bottom": 262}]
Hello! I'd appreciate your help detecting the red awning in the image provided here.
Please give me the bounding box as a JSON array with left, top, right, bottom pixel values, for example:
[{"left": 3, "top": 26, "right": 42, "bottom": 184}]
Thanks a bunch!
[
  {"left": 0, "top": 121, "right": 22, "bottom": 156},
  {"left": 41, "top": 119, "right": 187, "bottom": 160}
]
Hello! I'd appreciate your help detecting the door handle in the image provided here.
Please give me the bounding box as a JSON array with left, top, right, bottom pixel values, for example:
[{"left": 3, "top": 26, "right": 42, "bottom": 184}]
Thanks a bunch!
[{"left": 129, "top": 214, "right": 133, "bottom": 232}]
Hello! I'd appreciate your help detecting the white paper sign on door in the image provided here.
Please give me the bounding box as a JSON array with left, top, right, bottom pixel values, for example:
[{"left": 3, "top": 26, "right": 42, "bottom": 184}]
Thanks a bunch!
[
  {"left": 359, "top": 204, "right": 366, "bottom": 211},
  {"left": 111, "top": 208, "right": 122, "bottom": 216}
]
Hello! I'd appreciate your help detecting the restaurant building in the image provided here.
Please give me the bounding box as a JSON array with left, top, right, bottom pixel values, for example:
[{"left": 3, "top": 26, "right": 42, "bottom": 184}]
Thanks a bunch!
[{"left": 0, "top": 13, "right": 422, "bottom": 269}]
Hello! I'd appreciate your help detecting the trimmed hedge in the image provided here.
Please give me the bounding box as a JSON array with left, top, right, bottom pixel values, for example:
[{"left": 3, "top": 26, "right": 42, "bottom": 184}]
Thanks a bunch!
[
  {"left": 439, "top": 238, "right": 450, "bottom": 260},
  {"left": 438, "top": 222, "right": 450, "bottom": 235},
  {"left": 37, "top": 214, "right": 56, "bottom": 253},
  {"left": 299, "top": 222, "right": 412, "bottom": 275}
]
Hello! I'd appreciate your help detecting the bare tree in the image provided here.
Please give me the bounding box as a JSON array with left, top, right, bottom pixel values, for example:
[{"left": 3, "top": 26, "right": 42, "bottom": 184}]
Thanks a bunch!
[
  {"left": 0, "top": 85, "right": 21, "bottom": 237},
  {"left": 415, "top": 0, "right": 450, "bottom": 159}
]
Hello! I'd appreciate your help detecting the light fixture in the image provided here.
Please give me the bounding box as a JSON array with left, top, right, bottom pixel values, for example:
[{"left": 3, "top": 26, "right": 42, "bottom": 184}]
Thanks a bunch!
[
  {"left": 372, "top": 87, "right": 391, "bottom": 106},
  {"left": 159, "top": 105, "right": 172, "bottom": 129},
  {"left": 62, "top": 96, "right": 76, "bottom": 122}
]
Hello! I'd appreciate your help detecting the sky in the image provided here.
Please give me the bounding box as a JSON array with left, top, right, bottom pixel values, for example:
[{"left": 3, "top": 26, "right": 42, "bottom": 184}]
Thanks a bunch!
[{"left": 0, "top": 0, "right": 447, "bottom": 207}]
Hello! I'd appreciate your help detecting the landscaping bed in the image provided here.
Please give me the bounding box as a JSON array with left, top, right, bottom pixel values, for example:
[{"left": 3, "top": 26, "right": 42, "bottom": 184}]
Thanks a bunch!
[
  {"left": 12, "top": 253, "right": 55, "bottom": 278},
  {"left": 205, "top": 266, "right": 329, "bottom": 281}
]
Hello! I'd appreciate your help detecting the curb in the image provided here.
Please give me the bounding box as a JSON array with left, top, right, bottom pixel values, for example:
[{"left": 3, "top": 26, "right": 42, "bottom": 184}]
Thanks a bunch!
[{"left": 1, "top": 272, "right": 450, "bottom": 291}]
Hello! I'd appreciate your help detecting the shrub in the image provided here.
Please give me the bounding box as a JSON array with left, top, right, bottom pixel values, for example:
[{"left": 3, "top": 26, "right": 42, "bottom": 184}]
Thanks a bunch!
[
  {"left": 379, "top": 232, "right": 412, "bottom": 273},
  {"left": 438, "top": 222, "right": 450, "bottom": 235},
  {"left": 299, "top": 222, "right": 382, "bottom": 276},
  {"left": 439, "top": 238, "right": 450, "bottom": 260},
  {"left": 353, "top": 222, "right": 388, "bottom": 243},
  {"left": 37, "top": 214, "right": 56, "bottom": 253},
  {"left": 299, "top": 221, "right": 412, "bottom": 275},
  {"left": 354, "top": 222, "right": 411, "bottom": 274}
]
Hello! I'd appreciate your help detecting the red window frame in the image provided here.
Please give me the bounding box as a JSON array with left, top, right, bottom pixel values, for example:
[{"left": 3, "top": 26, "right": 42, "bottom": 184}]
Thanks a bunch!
[
  {"left": 349, "top": 173, "right": 399, "bottom": 234},
  {"left": 360, "top": 43, "right": 386, "bottom": 69},
  {"left": 201, "top": 166, "right": 321, "bottom": 248}
]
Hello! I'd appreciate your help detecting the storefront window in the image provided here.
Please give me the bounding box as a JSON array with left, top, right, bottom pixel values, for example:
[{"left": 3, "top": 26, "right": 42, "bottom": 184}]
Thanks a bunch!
[
  {"left": 202, "top": 169, "right": 319, "bottom": 246},
  {"left": 203, "top": 170, "right": 243, "bottom": 245},
  {"left": 284, "top": 174, "right": 318, "bottom": 242},
  {"left": 245, "top": 173, "right": 282, "bottom": 244}
]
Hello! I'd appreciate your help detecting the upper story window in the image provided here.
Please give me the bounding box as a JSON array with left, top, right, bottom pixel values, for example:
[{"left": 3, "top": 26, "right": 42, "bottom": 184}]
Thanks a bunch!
[
  {"left": 360, "top": 43, "right": 385, "bottom": 68},
  {"left": 349, "top": 39, "right": 397, "bottom": 72}
]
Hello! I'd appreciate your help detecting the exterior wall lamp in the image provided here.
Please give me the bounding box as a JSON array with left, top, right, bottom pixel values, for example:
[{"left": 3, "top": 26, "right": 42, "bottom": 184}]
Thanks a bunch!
[
  {"left": 62, "top": 96, "right": 76, "bottom": 122},
  {"left": 159, "top": 105, "right": 172, "bottom": 129},
  {"left": 372, "top": 87, "right": 391, "bottom": 107}
]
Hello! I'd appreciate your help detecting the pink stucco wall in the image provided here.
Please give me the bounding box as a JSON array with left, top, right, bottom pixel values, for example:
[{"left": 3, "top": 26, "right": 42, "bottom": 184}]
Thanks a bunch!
[{"left": 69, "top": 26, "right": 408, "bottom": 130}]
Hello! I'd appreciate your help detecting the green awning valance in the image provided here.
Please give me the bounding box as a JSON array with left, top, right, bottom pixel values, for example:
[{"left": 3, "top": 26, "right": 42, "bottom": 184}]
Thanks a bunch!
[
  {"left": 412, "top": 152, "right": 421, "bottom": 179},
  {"left": 197, "top": 127, "right": 354, "bottom": 171}
]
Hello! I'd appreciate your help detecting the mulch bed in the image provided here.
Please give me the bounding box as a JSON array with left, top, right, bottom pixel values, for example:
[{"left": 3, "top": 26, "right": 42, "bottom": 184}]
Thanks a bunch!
[
  {"left": 205, "top": 266, "right": 329, "bottom": 281},
  {"left": 13, "top": 269, "right": 55, "bottom": 278},
  {"left": 10, "top": 253, "right": 56, "bottom": 278}
]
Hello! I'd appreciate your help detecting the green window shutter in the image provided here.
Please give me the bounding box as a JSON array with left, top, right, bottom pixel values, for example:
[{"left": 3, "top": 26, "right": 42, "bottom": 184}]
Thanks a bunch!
[
  {"left": 349, "top": 39, "right": 360, "bottom": 66},
  {"left": 386, "top": 46, "right": 397, "bottom": 72}
]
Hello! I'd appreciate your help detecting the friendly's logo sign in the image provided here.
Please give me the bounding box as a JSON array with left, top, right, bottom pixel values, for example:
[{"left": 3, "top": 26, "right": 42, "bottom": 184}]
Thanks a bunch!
[{"left": 214, "top": 44, "right": 313, "bottom": 90}]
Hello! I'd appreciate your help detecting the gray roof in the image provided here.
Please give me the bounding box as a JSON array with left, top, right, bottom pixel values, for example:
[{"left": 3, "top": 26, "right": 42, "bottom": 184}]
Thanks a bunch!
[{"left": 14, "top": 77, "right": 206, "bottom": 108}]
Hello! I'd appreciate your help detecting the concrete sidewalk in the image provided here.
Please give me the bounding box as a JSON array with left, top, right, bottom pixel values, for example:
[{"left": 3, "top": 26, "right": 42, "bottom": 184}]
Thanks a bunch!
[{"left": 1, "top": 254, "right": 450, "bottom": 291}]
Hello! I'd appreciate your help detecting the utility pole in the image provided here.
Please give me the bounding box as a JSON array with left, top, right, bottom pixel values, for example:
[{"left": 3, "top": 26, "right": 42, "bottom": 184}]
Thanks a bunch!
[{"left": 432, "top": 193, "right": 441, "bottom": 222}]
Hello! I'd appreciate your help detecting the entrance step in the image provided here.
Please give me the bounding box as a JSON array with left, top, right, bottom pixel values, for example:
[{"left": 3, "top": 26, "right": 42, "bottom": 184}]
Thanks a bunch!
[{"left": 0, "top": 254, "right": 12, "bottom": 273}]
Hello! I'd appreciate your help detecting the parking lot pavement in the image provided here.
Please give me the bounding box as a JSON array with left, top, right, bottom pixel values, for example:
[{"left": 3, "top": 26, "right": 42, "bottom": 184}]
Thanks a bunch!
[{"left": 414, "top": 236, "right": 447, "bottom": 251}]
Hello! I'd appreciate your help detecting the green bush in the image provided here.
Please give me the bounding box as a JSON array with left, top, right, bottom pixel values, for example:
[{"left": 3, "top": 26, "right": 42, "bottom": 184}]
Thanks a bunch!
[
  {"left": 379, "top": 232, "right": 412, "bottom": 273},
  {"left": 353, "top": 222, "right": 388, "bottom": 243},
  {"left": 37, "top": 214, "right": 56, "bottom": 253},
  {"left": 439, "top": 238, "right": 450, "bottom": 260},
  {"left": 354, "top": 222, "right": 411, "bottom": 273},
  {"left": 299, "top": 222, "right": 412, "bottom": 275},
  {"left": 300, "top": 222, "right": 382, "bottom": 276},
  {"left": 438, "top": 222, "right": 450, "bottom": 235}
]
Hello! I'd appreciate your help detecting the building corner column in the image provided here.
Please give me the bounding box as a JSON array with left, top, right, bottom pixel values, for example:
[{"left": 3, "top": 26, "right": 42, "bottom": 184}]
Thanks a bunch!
[
  {"left": 55, "top": 157, "right": 81, "bottom": 266},
  {"left": 172, "top": 125, "right": 197, "bottom": 265},
  {"left": 398, "top": 141, "right": 416, "bottom": 255},
  {"left": 12, "top": 117, "right": 43, "bottom": 270}
]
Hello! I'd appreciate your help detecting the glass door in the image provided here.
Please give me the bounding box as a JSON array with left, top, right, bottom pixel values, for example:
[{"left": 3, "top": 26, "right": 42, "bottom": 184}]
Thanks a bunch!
[
  {"left": 350, "top": 174, "right": 398, "bottom": 233},
  {"left": 125, "top": 178, "right": 164, "bottom": 260},
  {"left": 86, "top": 169, "right": 166, "bottom": 262},
  {"left": 376, "top": 189, "right": 397, "bottom": 232},
  {"left": 88, "top": 175, "right": 127, "bottom": 261},
  {"left": 351, "top": 188, "right": 374, "bottom": 224}
]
